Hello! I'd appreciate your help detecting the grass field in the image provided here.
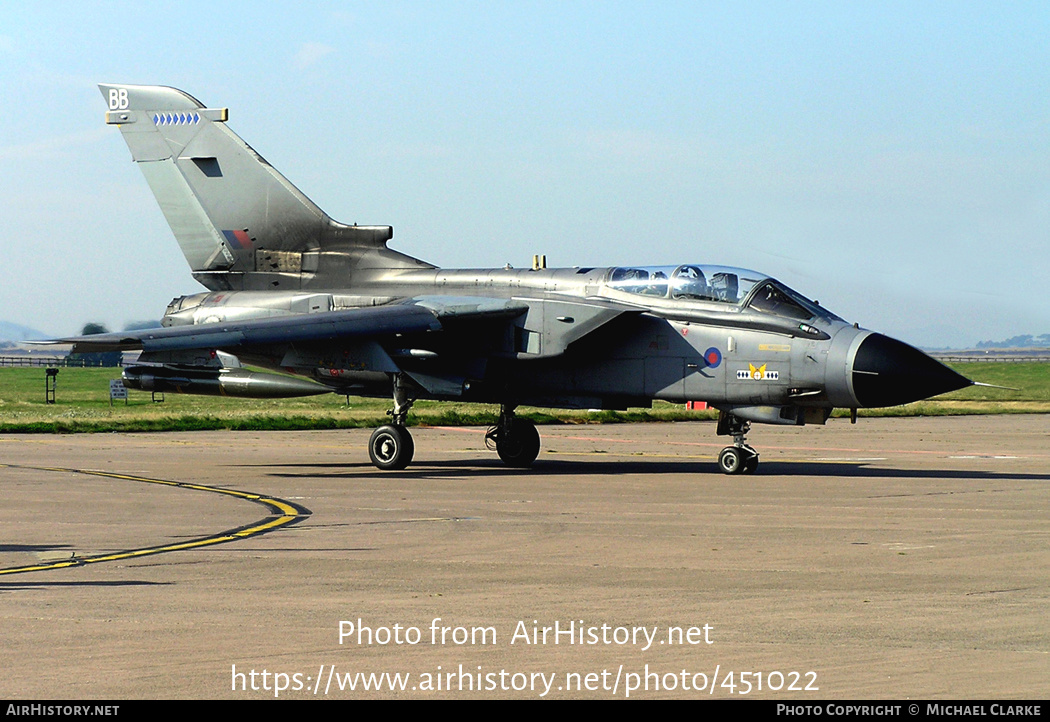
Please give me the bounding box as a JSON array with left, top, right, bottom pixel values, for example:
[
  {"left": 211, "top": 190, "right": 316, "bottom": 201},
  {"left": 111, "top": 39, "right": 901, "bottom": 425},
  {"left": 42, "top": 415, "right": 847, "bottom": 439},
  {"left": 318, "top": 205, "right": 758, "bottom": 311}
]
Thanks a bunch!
[{"left": 0, "top": 362, "right": 1046, "bottom": 433}]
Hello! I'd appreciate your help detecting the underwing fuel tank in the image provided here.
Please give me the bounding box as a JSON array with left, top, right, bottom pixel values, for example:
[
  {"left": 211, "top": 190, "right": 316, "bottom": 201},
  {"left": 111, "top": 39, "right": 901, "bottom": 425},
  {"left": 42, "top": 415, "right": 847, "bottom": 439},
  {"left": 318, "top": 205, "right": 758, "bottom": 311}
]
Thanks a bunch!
[{"left": 122, "top": 366, "right": 331, "bottom": 398}]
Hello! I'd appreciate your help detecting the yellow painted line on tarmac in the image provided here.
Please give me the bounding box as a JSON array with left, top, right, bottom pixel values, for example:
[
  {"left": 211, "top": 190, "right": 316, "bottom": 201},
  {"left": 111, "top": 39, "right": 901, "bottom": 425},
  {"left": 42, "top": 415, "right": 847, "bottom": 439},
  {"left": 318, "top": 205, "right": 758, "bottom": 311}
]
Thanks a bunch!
[{"left": 0, "top": 464, "right": 311, "bottom": 576}]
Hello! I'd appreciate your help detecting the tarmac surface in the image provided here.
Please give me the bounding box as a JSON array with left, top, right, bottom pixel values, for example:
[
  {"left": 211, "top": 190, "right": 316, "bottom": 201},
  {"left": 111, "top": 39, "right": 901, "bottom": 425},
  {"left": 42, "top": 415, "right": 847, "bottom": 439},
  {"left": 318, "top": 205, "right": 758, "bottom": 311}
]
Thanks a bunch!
[{"left": 1, "top": 415, "right": 1047, "bottom": 699}]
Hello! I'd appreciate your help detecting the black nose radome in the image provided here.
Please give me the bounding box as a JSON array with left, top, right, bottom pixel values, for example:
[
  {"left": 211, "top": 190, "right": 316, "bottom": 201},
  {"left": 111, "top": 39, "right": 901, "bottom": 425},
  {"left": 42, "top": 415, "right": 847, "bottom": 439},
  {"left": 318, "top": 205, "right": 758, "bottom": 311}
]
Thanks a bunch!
[{"left": 851, "top": 333, "right": 972, "bottom": 408}]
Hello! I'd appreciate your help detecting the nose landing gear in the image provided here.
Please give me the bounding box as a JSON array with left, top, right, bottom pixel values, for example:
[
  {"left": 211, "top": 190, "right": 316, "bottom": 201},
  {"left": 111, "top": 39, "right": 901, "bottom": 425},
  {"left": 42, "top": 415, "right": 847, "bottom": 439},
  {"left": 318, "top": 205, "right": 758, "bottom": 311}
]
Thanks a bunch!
[{"left": 716, "top": 411, "right": 759, "bottom": 475}]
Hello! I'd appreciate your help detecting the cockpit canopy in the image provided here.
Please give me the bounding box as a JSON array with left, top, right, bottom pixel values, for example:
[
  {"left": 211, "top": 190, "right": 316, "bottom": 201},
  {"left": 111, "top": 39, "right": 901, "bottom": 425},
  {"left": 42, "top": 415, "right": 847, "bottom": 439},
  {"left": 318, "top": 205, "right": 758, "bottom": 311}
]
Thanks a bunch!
[{"left": 604, "top": 264, "right": 841, "bottom": 322}]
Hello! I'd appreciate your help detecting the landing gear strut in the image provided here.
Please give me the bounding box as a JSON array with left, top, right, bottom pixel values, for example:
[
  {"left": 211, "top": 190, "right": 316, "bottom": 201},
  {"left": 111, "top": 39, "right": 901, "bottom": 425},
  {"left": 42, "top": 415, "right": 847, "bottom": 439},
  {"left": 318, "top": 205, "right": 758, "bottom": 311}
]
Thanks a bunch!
[
  {"left": 368, "top": 374, "right": 415, "bottom": 471},
  {"left": 486, "top": 405, "right": 541, "bottom": 468},
  {"left": 716, "top": 411, "right": 759, "bottom": 475}
]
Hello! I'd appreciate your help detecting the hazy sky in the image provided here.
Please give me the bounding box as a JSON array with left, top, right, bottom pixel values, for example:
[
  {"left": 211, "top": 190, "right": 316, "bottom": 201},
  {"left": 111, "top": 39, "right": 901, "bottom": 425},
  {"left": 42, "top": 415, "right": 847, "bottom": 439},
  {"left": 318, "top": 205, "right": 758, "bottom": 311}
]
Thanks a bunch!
[{"left": 2, "top": 2, "right": 1048, "bottom": 347}]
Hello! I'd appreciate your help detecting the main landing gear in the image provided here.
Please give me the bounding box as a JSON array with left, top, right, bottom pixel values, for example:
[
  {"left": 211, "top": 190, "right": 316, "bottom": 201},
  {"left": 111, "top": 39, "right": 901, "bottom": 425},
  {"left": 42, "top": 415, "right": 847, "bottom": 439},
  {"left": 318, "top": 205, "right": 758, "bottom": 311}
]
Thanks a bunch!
[
  {"left": 485, "top": 405, "right": 541, "bottom": 468},
  {"left": 716, "top": 411, "right": 759, "bottom": 475},
  {"left": 368, "top": 375, "right": 415, "bottom": 471},
  {"left": 366, "top": 378, "right": 541, "bottom": 471}
]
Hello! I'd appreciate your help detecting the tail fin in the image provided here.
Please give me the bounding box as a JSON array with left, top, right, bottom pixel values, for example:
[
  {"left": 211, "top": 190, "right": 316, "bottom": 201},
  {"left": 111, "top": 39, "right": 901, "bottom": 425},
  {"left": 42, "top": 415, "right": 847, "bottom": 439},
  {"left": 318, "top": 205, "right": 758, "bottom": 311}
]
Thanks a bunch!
[{"left": 99, "top": 83, "right": 432, "bottom": 291}]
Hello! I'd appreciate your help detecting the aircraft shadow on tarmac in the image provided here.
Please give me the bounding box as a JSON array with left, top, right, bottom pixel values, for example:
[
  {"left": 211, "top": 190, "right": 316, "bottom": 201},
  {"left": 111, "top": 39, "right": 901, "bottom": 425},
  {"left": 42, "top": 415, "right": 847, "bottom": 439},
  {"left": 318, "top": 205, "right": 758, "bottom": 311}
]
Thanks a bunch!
[
  {"left": 246, "top": 459, "right": 1050, "bottom": 482},
  {"left": 776, "top": 462, "right": 1050, "bottom": 482},
  {"left": 0, "top": 581, "right": 170, "bottom": 590},
  {"left": 0, "top": 544, "right": 76, "bottom": 554}
]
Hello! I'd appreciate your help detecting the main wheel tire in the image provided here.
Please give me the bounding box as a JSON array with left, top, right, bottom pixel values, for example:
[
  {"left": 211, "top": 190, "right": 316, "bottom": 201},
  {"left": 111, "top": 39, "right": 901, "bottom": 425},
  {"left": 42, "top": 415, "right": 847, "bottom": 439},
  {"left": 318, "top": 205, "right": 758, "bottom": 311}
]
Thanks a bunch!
[
  {"left": 368, "top": 425, "right": 415, "bottom": 471},
  {"left": 496, "top": 418, "right": 541, "bottom": 468},
  {"left": 718, "top": 446, "right": 745, "bottom": 475}
]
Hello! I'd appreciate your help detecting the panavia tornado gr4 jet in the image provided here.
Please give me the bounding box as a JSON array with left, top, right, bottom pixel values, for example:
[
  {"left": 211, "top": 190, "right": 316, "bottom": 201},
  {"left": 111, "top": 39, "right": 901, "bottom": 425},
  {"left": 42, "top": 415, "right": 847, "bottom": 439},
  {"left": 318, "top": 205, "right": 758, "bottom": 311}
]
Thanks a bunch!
[{"left": 62, "top": 84, "right": 973, "bottom": 474}]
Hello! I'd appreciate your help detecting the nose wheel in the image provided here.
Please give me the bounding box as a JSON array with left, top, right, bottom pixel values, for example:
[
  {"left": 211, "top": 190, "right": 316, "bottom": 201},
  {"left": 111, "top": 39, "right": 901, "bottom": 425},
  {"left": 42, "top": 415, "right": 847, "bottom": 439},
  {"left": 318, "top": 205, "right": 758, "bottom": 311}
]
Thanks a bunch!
[
  {"left": 716, "top": 410, "right": 759, "bottom": 475},
  {"left": 717, "top": 444, "right": 759, "bottom": 475}
]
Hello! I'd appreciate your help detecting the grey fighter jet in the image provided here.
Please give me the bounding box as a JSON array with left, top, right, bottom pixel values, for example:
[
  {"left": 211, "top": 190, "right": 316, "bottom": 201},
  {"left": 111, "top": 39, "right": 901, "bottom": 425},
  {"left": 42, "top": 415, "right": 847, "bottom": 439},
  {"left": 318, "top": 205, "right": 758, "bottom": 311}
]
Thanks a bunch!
[{"left": 62, "top": 84, "right": 973, "bottom": 474}]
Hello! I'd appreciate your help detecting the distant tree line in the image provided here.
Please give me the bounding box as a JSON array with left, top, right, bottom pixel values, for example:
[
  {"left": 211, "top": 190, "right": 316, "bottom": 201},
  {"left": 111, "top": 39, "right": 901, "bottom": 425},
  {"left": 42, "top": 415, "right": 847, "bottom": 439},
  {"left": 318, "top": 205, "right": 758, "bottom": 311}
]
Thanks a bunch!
[{"left": 976, "top": 334, "right": 1050, "bottom": 349}]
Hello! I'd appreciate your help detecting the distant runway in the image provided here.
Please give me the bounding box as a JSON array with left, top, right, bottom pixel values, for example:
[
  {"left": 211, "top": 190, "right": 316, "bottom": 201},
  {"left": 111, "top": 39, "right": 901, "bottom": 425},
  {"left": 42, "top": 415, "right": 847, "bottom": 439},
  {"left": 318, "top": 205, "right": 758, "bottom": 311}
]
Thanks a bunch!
[{"left": 1, "top": 416, "right": 1047, "bottom": 699}]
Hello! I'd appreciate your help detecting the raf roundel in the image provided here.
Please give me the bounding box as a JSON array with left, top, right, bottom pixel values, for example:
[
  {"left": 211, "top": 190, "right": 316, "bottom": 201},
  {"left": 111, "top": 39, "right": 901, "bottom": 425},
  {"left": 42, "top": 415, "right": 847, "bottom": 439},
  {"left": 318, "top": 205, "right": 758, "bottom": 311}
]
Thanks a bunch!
[{"left": 703, "top": 347, "right": 722, "bottom": 368}]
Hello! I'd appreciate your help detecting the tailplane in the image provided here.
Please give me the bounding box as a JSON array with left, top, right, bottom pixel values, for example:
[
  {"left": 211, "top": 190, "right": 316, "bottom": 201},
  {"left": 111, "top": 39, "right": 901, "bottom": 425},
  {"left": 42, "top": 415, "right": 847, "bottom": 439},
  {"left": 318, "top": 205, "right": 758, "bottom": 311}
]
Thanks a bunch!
[{"left": 99, "top": 83, "right": 432, "bottom": 291}]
